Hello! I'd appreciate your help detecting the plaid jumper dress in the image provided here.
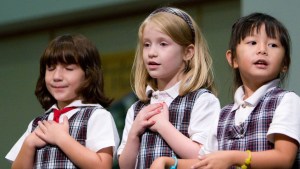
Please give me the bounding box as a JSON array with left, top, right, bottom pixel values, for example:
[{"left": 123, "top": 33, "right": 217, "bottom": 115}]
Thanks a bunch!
[
  {"left": 31, "top": 107, "right": 95, "bottom": 169},
  {"left": 134, "top": 89, "right": 209, "bottom": 169},
  {"left": 217, "top": 87, "right": 300, "bottom": 168}
]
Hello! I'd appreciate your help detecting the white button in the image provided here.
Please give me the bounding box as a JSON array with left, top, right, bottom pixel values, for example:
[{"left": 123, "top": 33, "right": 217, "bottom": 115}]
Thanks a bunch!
[{"left": 242, "top": 103, "right": 246, "bottom": 108}]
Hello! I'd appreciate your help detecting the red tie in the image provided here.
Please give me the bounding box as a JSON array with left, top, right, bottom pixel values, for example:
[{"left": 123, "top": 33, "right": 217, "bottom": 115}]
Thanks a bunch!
[{"left": 53, "top": 107, "right": 75, "bottom": 122}]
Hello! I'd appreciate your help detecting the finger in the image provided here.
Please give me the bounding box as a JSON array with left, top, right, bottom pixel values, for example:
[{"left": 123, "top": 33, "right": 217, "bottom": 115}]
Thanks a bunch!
[
  {"left": 38, "top": 121, "right": 47, "bottom": 132},
  {"left": 62, "top": 116, "right": 69, "bottom": 127},
  {"left": 34, "top": 128, "right": 45, "bottom": 139},
  {"left": 162, "top": 102, "right": 168, "bottom": 109},
  {"left": 41, "top": 120, "right": 51, "bottom": 127},
  {"left": 145, "top": 108, "right": 161, "bottom": 120},
  {"left": 191, "top": 162, "right": 204, "bottom": 169},
  {"left": 161, "top": 102, "right": 169, "bottom": 115},
  {"left": 144, "top": 120, "right": 156, "bottom": 128},
  {"left": 62, "top": 115, "right": 68, "bottom": 121},
  {"left": 143, "top": 103, "right": 163, "bottom": 112},
  {"left": 198, "top": 155, "right": 206, "bottom": 160},
  {"left": 191, "top": 158, "right": 206, "bottom": 169},
  {"left": 47, "top": 120, "right": 54, "bottom": 124}
]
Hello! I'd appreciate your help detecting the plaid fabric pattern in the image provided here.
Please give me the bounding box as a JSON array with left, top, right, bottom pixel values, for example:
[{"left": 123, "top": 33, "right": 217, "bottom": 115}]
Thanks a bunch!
[
  {"left": 218, "top": 87, "right": 300, "bottom": 168},
  {"left": 31, "top": 107, "right": 95, "bottom": 169},
  {"left": 134, "top": 89, "right": 209, "bottom": 169}
]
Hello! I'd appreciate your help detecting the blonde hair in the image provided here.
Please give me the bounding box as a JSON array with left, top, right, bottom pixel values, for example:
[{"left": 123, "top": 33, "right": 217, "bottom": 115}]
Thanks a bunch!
[{"left": 131, "top": 7, "right": 216, "bottom": 102}]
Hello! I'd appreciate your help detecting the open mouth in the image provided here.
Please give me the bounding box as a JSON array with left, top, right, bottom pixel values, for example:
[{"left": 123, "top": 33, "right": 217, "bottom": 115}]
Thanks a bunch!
[
  {"left": 254, "top": 59, "right": 268, "bottom": 66},
  {"left": 254, "top": 59, "right": 268, "bottom": 69},
  {"left": 148, "top": 61, "right": 160, "bottom": 65},
  {"left": 147, "top": 61, "right": 161, "bottom": 70}
]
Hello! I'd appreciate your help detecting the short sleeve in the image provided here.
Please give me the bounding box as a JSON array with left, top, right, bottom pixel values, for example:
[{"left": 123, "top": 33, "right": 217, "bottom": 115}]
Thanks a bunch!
[
  {"left": 5, "top": 121, "right": 34, "bottom": 162},
  {"left": 267, "top": 92, "right": 300, "bottom": 144},
  {"left": 189, "top": 92, "right": 221, "bottom": 144},
  {"left": 117, "top": 105, "right": 135, "bottom": 156},
  {"left": 199, "top": 114, "right": 220, "bottom": 155},
  {"left": 86, "top": 108, "right": 120, "bottom": 158}
]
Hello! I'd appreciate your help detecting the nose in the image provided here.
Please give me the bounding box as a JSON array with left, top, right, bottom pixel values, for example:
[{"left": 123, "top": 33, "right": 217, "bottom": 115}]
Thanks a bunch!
[
  {"left": 53, "top": 67, "right": 63, "bottom": 81},
  {"left": 257, "top": 44, "right": 267, "bottom": 55},
  {"left": 148, "top": 46, "right": 158, "bottom": 58}
]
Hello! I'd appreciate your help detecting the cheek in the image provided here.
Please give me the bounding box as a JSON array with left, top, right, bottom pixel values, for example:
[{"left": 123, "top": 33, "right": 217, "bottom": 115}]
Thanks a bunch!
[
  {"left": 79, "top": 72, "right": 85, "bottom": 81},
  {"left": 45, "top": 73, "right": 51, "bottom": 84},
  {"left": 75, "top": 74, "right": 86, "bottom": 87},
  {"left": 142, "top": 52, "right": 147, "bottom": 61},
  {"left": 141, "top": 56, "right": 148, "bottom": 67}
]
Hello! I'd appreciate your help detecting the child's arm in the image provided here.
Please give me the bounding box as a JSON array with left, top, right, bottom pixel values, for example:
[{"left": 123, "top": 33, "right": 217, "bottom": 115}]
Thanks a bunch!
[
  {"left": 191, "top": 134, "right": 298, "bottom": 169},
  {"left": 118, "top": 103, "right": 162, "bottom": 169},
  {"left": 149, "top": 102, "right": 201, "bottom": 158},
  {"left": 149, "top": 95, "right": 220, "bottom": 159},
  {"left": 36, "top": 116, "right": 113, "bottom": 169},
  {"left": 150, "top": 156, "right": 200, "bottom": 169},
  {"left": 249, "top": 134, "right": 298, "bottom": 169},
  {"left": 150, "top": 112, "right": 201, "bottom": 158},
  {"left": 12, "top": 128, "right": 46, "bottom": 169}
]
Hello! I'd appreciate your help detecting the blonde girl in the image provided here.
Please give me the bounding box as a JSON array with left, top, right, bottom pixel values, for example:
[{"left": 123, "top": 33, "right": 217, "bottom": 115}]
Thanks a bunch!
[{"left": 118, "top": 7, "right": 220, "bottom": 169}]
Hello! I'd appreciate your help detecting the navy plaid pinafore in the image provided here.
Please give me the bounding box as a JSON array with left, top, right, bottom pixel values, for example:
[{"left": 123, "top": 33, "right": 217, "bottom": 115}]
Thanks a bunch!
[
  {"left": 31, "top": 107, "right": 95, "bottom": 169},
  {"left": 217, "top": 87, "right": 299, "bottom": 168},
  {"left": 134, "top": 89, "right": 209, "bottom": 169}
]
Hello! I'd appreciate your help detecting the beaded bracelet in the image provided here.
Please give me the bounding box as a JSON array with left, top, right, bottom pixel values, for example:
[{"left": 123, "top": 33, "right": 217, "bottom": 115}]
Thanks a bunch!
[
  {"left": 241, "top": 150, "right": 252, "bottom": 169},
  {"left": 170, "top": 156, "right": 178, "bottom": 169}
]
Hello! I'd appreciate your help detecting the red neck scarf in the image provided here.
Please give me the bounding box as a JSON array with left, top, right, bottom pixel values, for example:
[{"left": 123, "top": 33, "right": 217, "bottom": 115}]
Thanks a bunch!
[{"left": 53, "top": 107, "right": 76, "bottom": 122}]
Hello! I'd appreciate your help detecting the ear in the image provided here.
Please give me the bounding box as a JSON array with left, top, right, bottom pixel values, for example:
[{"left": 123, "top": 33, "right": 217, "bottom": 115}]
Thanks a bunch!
[
  {"left": 226, "top": 50, "right": 238, "bottom": 68},
  {"left": 183, "top": 44, "right": 195, "bottom": 61},
  {"left": 281, "top": 65, "right": 288, "bottom": 73}
]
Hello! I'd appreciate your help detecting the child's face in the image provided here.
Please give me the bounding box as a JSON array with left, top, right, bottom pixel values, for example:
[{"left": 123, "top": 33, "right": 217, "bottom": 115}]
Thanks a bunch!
[
  {"left": 232, "top": 24, "right": 285, "bottom": 87},
  {"left": 142, "top": 22, "right": 189, "bottom": 89},
  {"left": 45, "top": 63, "right": 85, "bottom": 108}
]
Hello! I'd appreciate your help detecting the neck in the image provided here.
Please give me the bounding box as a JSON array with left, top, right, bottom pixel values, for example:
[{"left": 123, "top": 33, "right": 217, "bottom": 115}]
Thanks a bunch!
[
  {"left": 57, "top": 101, "right": 73, "bottom": 110},
  {"left": 156, "top": 74, "right": 182, "bottom": 91}
]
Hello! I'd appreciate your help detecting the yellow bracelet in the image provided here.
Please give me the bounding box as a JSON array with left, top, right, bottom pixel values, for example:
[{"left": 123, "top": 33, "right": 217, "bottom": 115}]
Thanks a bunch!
[{"left": 241, "top": 150, "right": 251, "bottom": 169}]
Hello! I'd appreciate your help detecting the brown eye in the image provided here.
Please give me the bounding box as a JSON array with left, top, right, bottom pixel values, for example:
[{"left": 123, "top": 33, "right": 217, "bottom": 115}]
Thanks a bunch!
[
  {"left": 46, "top": 65, "right": 55, "bottom": 71},
  {"left": 160, "top": 42, "right": 168, "bottom": 46},
  {"left": 143, "top": 42, "right": 150, "bottom": 48},
  {"left": 269, "top": 43, "right": 278, "bottom": 48},
  {"left": 247, "top": 41, "right": 256, "bottom": 45}
]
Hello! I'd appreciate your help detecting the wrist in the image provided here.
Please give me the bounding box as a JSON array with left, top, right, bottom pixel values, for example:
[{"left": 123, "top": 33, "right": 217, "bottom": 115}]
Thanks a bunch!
[
  {"left": 241, "top": 150, "right": 252, "bottom": 169},
  {"left": 156, "top": 120, "right": 172, "bottom": 134},
  {"left": 231, "top": 150, "right": 252, "bottom": 168},
  {"left": 170, "top": 156, "right": 178, "bottom": 169},
  {"left": 128, "top": 131, "right": 141, "bottom": 142},
  {"left": 128, "top": 125, "right": 144, "bottom": 138},
  {"left": 25, "top": 134, "right": 39, "bottom": 149},
  {"left": 55, "top": 132, "right": 70, "bottom": 147}
]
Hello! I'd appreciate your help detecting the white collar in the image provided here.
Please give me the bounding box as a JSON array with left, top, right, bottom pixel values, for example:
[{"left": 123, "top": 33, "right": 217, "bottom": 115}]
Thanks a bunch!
[
  {"left": 146, "top": 81, "right": 180, "bottom": 99},
  {"left": 232, "top": 79, "right": 280, "bottom": 110},
  {"left": 45, "top": 100, "right": 102, "bottom": 114}
]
